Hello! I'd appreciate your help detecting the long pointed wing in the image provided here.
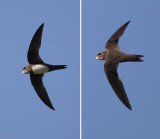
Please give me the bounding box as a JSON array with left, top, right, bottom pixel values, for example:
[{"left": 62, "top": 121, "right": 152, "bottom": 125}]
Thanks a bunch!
[
  {"left": 27, "top": 23, "right": 44, "bottom": 64},
  {"left": 30, "top": 74, "right": 55, "bottom": 110},
  {"left": 105, "top": 21, "right": 130, "bottom": 50},
  {"left": 104, "top": 61, "right": 132, "bottom": 110}
]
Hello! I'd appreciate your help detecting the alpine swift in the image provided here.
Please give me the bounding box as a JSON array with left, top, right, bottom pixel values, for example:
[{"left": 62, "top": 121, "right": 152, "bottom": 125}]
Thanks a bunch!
[
  {"left": 96, "top": 21, "right": 143, "bottom": 110},
  {"left": 22, "top": 23, "right": 67, "bottom": 110}
]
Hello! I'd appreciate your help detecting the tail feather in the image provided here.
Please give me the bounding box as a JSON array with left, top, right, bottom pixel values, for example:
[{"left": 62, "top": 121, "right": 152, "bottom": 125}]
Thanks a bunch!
[
  {"left": 120, "top": 54, "right": 144, "bottom": 62},
  {"left": 48, "top": 65, "right": 67, "bottom": 71},
  {"left": 132, "top": 55, "right": 144, "bottom": 62}
]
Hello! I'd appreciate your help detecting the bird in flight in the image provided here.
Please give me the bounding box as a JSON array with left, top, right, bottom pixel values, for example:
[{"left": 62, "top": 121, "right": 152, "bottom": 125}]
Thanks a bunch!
[
  {"left": 22, "top": 23, "right": 67, "bottom": 110},
  {"left": 96, "top": 21, "right": 143, "bottom": 110}
]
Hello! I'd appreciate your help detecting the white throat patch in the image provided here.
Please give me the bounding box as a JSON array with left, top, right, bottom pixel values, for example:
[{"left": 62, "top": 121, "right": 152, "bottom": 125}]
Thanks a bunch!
[
  {"left": 32, "top": 65, "right": 49, "bottom": 74},
  {"left": 96, "top": 56, "right": 104, "bottom": 60},
  {"left": 96, "top": 56, "right": 100, "bottom": 60}
]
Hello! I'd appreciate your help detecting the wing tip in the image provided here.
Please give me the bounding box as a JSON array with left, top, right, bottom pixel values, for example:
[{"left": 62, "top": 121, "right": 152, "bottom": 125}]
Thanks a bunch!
[
  {"left": 125, "top": 20, "right": 131, "bottom": 26},
  {"left": 45, "top": 100, "right": 55, "bottom": 110},
  {"left": 126, "top": 103, "right": 132, "bottom": 110},
  {"left": 46, "top": 102, "right": 55, "bottom": 110},
  {"left": 50, "top": 105, "right": 55, "bottom": 110},
  {"left": 128, "top": 106, "right": 132, "bottom": 110},
  {"left": 40, "top": 23, "right": 44, "bottom": 29},
  {"left": 120, "top": 98, "right": 132, "bottom": 110},
  {"left": 127, "top": 20, "right": 131, "bottom": 23}
]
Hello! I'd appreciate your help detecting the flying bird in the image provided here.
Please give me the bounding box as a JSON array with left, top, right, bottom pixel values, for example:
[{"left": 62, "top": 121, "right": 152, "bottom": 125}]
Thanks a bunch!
[
  {"left": 96, "top": 21, "right": 143, "bottom": 110},
  {"left": 22, "top": 23, "right": 67, "bottom": 110}
]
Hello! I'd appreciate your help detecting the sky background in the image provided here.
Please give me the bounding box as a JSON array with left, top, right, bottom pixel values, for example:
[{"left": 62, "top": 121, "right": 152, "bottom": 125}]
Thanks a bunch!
[
  {"left": 0, "top": 0, "right": 160, "bottom": 139},
  {"left": 83, "top": 0, "right": 160, "bottom": 139},
  {"left": 0, "top": 0, "right": 79, "bottom": 139}
]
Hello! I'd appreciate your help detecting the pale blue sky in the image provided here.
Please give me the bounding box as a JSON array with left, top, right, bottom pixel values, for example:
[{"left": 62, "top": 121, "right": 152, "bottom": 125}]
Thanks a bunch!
[
  {"left": 0, "top": 0, "right": 160, "bottom": 139},
  {"left": 0, "top": 0, "right": 79, "bottom": 139},
  {"left": 83, "top": 0, "right": 160, "bottom": 139}
]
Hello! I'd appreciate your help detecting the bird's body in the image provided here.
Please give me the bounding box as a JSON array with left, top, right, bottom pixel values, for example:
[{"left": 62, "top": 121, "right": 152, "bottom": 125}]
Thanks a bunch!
[
  {"left": 22, "top": 64, "right": 66, "bottom": 74},
  {"left": 31, "top": 64, "right": 49, "bottom": 74},
  {"left": 22, "top": 23, "right": 66, "bottom": 110},
  {"left": 96, "top": 21, "right": 143, "bottom": 110}
]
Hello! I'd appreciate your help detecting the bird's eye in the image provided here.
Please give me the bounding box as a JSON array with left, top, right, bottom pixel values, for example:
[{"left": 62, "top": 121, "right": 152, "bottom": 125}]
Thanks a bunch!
[
  {"left": 98, "top": 53, "right": 101, "bottom": 55},
  {"left": 23, "top": 67, "right": 26, "bottom": 70}
]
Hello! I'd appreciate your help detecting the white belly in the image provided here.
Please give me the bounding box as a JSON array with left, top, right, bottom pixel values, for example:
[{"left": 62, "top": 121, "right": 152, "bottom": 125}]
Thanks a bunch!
[{"left": 32, "top": 65, "right": 49, "bottom": 74}]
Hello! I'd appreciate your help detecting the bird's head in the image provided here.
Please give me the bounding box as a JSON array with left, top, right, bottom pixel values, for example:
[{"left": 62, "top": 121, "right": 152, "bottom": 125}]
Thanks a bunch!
[
  {"left": 22, "top": 65, "right": 32, "bottom": 74},
  {"left": 96, "top": 51, "right": 106, "bottom": 60}
]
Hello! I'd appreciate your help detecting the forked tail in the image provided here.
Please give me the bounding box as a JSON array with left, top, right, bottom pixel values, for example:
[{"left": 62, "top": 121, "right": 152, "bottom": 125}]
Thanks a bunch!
[
  {"left": 120, "top": 54, "right": 144, "bottom": 62},
  {"left": 48, "top": 65, "right": 67, "bottom": 71},
  {"left": 129, "top": 55, "right": 144, "bottom": 62}
]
